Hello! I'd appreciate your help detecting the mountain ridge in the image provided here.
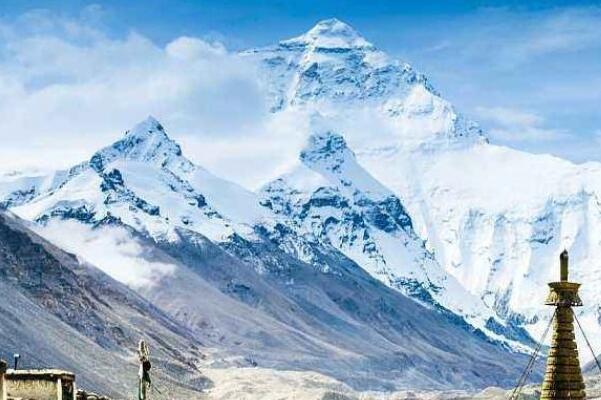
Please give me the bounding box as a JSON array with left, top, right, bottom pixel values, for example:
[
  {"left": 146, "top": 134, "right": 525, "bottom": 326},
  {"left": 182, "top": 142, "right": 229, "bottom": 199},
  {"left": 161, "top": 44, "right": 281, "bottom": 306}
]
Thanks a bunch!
[
  {"left": 260, "top": 127, "right": 535, "bottom": 347},
  {"left": 249, "top": 18, "right": 601, "bottom": 364},
  {"left": 0, "top": 116, "right": 537, "bottom": 389}
]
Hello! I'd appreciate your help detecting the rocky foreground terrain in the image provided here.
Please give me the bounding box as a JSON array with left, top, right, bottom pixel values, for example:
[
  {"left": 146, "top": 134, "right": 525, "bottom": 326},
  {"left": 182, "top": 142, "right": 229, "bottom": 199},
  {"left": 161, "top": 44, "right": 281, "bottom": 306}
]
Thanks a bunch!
[{"left": 199, "top": 368, "right": 601, "bottom": 400}]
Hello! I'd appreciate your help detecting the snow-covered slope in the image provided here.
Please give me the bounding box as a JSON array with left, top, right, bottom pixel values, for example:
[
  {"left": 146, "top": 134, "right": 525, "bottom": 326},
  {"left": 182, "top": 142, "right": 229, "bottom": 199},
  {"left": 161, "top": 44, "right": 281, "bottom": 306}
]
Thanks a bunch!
[
  {"left": 10, "top": 117, "right": 268, "bottom": 245},
  {"left": 242, "top": 18, "right": 430, "bottom": 110},
  {"left": 0, "top": 170, "right": 70, "bottom": 209},
  {"left": 359, "top": 142, "right": 601, "bottom": 355},
  {"left": 242, "top": 18, "right": 484, "bottom": 151},
  {"left": 247, "top": 18, "right": 601, "bottom": 361},
  {"left": 260, "top": 128, "right": 531, "bottom": 346}
]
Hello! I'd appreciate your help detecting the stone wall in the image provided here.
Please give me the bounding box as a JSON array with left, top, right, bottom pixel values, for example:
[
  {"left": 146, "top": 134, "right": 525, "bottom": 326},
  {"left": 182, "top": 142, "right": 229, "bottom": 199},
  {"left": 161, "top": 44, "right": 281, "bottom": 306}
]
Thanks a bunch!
[
  {"left": 5, "top": 378, "right": 61, "bottom": 400},
  {"left": 0, "top": 366, "right": 108, "bottom": 400},
  {"left": 0, "top": 360, "right": 7, "bottom": 400}
]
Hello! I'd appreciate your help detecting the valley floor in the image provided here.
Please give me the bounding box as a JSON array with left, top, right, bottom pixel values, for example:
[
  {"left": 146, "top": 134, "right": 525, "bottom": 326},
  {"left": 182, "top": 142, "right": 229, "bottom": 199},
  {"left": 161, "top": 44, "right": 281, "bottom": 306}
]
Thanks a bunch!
[{"left": 197, "top": 367, "right": 601, "bottom": 400}]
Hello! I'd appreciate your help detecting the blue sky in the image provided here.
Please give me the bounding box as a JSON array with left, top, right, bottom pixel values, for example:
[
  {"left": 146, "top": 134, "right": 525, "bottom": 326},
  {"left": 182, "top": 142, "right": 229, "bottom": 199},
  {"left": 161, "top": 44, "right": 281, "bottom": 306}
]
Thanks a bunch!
[{"left": 0, "top": 1, "right": 600, "bottom": 180}]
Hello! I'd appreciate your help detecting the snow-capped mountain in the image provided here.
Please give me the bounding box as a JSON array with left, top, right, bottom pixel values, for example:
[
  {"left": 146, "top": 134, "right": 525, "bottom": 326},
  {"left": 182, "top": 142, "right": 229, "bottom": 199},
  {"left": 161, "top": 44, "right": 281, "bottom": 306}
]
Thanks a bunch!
[
  {"left": 260, "top": 126, "right": 532, "bottom": 345},
  {"left": 0, "top": 116, "right": 537, "bottom": 389},
  {"left": 10, "top": 117, "right": 268, "bottom": 245},
  {"left": 0, "top": 114, "right": 529, "bottom": 349},
  {"left": 243, "top": 18, "right": 431, "bottom": 110},
  {"left": 246, "top": 19, "right": 601, "bottom": 361},
  {"left": 243, "top": 18, "right": 484, "bottom": 151}
]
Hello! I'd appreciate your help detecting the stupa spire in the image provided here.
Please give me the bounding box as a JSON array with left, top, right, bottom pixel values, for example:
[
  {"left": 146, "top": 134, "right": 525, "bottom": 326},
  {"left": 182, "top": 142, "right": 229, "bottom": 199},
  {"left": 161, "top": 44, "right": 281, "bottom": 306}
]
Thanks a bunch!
[
  {"left": 560, "top": 249, "right": 569, "bottom": 282},
  {"left": 541, "top": 250, "right": 586, "bottom": 400}
]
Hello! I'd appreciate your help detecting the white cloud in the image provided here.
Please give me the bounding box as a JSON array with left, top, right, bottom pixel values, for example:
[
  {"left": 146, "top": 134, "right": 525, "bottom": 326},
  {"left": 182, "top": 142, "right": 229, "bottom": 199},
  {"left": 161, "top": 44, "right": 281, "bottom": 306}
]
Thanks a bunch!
[
  {"left": 0, "top": 9, "right": 268, "bottom": 176},
  {"left": 446, "top": 7, "right": 601, "bottom": 68},
  {"left": 510, "top": 7, "right": 601, "bottom": 60},
  {"left": 180, "top": 107, "right": 315, "bottom": 190},
  {"left": 37, "top": 220, "right": 176, "bottom": 289},
  {"left": 166, "top": 36, "right": 227, "bottom": 60},
  {"left": 476, "top": 107, "right": 543, "bottom": 128},
  {"left": 475, "top": 106, "right": 568, "bottom": 143}
]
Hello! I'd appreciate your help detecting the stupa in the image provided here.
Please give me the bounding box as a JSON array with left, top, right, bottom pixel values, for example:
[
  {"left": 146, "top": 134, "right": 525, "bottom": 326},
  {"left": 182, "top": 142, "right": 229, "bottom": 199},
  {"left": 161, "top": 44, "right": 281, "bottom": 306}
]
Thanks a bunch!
[{"left": 541, "top": 250, "right": 586, "bottom": 400}]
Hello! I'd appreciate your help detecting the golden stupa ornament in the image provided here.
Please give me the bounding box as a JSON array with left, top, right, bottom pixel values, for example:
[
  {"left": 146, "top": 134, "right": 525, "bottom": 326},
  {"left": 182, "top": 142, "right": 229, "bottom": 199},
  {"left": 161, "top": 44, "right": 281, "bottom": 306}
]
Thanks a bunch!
[{"left": 541, "top": 250, "right": 586, "bottom": 400}]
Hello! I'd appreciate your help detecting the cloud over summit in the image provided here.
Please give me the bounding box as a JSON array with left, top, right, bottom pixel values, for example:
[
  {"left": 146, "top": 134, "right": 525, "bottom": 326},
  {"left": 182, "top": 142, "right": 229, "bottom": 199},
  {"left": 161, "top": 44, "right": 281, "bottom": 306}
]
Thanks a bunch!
[{"left": 0, "top": 9, "right": 268, "bottom": 175}]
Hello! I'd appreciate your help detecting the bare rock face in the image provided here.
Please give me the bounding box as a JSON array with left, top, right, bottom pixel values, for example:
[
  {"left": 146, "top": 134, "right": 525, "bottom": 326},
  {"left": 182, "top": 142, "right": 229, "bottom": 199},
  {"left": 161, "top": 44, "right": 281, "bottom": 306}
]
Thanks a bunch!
[{"left": 0, "top": 212, "right": 209, "bottom": 398}]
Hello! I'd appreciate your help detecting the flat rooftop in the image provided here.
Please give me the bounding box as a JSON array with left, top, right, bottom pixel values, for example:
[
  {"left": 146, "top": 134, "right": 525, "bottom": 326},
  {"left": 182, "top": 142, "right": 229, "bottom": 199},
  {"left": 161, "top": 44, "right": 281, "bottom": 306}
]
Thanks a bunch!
[{"left": 5, "top": 369, "right": 75, "bottom": 381}]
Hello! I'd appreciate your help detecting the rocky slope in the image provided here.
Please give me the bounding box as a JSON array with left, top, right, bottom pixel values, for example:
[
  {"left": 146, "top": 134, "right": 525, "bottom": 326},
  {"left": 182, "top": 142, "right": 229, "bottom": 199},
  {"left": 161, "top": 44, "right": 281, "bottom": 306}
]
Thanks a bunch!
[{"left": 0, "top": 211, "right": 208, "bottom": 398}]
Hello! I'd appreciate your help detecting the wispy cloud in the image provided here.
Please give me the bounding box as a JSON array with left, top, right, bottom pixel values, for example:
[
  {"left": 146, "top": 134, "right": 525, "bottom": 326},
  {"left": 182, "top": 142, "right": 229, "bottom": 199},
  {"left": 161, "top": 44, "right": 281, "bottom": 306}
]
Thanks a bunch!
[
  {"left": 483, "top": 7, "right": 601, "bottom": 67},
  {"left": 0, "top": 4, "right": 599, "bottom": 184},
  {"left": 38, "top": 220, "right": 177, "bottom": 289},
  {"left": 0, "top": 7, "right": 268, "bottom": 174},
  {"left": 475, "top": 106, "right": 568, "bottom": 143},
  {"left": 431, "top": 6, "right": 601, "bottom": 69},
  {"left": 399, "top": 6, "right": 601, "bottom": 161}
]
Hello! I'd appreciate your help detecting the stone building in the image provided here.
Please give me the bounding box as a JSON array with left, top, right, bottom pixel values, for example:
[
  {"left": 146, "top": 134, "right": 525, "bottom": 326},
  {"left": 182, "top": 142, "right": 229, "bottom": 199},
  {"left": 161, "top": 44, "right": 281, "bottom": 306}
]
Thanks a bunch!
[
  {"left": 0, "top": 362, "right": 110, "bottom": 400},
  {"left": 1, "top": 369, "right": 76, "bottom": 400}
]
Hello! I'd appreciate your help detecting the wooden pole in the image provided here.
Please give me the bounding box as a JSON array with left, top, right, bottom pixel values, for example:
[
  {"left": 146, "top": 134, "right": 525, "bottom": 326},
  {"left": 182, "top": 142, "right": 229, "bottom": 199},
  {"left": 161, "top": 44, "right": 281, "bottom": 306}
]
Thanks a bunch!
[{"left": 138, "top": 340, "right": 151, "bottom": 400}]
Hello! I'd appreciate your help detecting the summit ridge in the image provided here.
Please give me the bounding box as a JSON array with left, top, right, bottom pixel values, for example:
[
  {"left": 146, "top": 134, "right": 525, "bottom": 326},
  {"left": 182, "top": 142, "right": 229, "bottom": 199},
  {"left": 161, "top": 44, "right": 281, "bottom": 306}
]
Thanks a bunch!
[{"left": 281, "top": 18, "right": 373, "bottom": 49}]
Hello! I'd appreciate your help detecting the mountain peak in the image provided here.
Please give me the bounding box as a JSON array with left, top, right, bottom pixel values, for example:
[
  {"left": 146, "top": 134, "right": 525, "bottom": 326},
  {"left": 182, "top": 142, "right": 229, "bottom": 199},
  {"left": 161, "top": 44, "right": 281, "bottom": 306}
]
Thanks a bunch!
[
  {"left": 282, "top": 18, "right": 372, "bottom": 49},
  {"left": 89, "top": 117, "right": 189, "bottom": 172},
  {"left": 123, "top": 115, "right": 175, "bottom": 147},
  {"left": 307, "top": 18, "right": 357, "bottom": 36},
  {"left": 128, "top": 115, "right": 165, "bottom": 136},
  {"left": 302, "top": 130, "right": 347, "bottom": 156},
  {"left": 300, "top": 130, "right": 354, "bottom": 174},
  {"left": 297, "top": 128, "right": 396, "bottom": 197}
]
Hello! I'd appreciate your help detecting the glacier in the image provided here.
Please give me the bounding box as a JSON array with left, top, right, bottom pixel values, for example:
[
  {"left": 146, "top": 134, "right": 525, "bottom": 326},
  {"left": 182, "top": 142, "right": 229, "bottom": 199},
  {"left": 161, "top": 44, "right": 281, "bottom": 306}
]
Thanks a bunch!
[{"left": 259, "top": 125, "right": 531, "bottom": 346}]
